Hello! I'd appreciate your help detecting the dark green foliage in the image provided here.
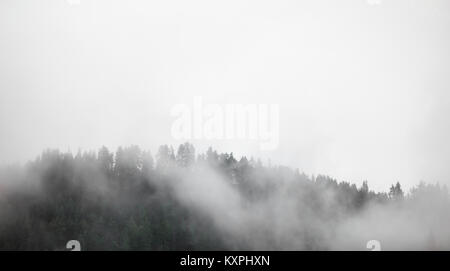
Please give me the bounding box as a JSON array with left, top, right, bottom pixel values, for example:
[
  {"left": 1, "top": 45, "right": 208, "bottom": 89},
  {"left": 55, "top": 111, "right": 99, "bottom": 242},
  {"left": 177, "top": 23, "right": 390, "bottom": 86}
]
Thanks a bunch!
[{"left": 0, "top": 144, "right": 447, "bottom": 250}]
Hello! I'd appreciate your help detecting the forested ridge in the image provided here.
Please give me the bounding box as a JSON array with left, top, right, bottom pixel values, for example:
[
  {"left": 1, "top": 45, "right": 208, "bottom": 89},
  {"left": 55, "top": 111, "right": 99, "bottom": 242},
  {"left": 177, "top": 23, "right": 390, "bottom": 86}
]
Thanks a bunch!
[{"left": 0, "top": 143, "right": 448, "bottom": 250}]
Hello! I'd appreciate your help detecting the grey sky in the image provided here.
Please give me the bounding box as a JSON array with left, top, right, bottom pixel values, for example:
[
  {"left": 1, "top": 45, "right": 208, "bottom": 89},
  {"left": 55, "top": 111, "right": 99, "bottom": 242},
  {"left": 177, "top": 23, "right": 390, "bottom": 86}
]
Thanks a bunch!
[{"left": 0, "top": 0, "right": 449, "bottom": 191}]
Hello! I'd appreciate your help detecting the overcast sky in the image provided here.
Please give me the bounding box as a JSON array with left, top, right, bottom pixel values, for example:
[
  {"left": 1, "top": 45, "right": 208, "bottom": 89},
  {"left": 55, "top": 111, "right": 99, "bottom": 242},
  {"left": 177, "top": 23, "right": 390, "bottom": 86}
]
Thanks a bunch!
[{"left": 0, "top": 0, "right": 449, "bottom": 191}]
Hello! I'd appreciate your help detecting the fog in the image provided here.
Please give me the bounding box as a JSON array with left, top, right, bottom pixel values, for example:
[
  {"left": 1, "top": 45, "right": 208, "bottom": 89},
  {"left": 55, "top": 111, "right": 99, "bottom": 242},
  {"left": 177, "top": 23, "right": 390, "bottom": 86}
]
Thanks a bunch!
[
  {"left": 1, "top": 0, "right": 450, "bottom": 251},
  {"left": 167, "top": 162, "right": 450, "bottom": 250},
  {"left": 1, "top": 144, "right": 449, "bottom": 250},
  {"left": 1, "top": 0, "right": 450, "bottom": 193}
]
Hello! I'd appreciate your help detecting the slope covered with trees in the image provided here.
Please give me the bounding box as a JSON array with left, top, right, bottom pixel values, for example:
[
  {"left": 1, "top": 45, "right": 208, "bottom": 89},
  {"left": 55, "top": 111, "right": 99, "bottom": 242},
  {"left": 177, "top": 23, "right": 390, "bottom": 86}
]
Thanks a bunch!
[{"left": 0, "top": 143, "right": 448, "bottom": 250}]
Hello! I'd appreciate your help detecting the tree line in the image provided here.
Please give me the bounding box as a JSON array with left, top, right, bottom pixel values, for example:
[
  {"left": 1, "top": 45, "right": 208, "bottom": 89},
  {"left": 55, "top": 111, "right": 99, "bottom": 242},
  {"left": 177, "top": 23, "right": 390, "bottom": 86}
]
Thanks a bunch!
[{"left": 0, "top": 143, "right": 448, "bottom": 250}]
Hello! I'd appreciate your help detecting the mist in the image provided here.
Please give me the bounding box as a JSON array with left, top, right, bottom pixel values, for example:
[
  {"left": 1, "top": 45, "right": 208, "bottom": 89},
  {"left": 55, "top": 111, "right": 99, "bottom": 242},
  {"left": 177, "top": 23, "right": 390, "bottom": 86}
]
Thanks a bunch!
[
  {"left": 0, "top": 144, "right": 449, "bottom": 250},
  {"left": 1, "top": 0, "right": 450, "bottom": 252},
  {"left": 1, "top": 0, "right": 450, "bottom": 192},
  {"left": 168, "top": 157, "right": 450, "bottom": 250}
]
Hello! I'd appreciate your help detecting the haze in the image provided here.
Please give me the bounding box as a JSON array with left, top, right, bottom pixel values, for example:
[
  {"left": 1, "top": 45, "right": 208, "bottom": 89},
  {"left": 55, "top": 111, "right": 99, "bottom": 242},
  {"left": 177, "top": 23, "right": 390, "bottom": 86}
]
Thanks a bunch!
[{"left": 1, "top": 0, "right": 449, "bottom": 192}]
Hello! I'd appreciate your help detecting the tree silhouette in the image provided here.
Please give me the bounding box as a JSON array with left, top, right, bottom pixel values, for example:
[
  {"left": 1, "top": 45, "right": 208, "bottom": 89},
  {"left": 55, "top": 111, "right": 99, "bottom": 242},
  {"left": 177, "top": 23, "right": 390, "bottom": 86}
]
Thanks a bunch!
[{"left": 0, "top": 143, "right": 447, "bottom": 250}]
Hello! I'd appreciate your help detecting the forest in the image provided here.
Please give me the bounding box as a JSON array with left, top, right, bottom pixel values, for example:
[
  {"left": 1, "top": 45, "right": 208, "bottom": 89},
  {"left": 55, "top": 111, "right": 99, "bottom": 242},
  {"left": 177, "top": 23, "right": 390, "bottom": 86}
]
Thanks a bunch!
[{"left": 0, "top": 143, "right": 449, "bottom": 250}]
